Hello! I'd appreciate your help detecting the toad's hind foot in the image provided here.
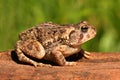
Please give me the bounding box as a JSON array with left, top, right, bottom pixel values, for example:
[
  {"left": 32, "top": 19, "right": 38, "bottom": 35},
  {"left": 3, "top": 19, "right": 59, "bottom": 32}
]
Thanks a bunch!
[
  {"left": 65, "top": 62, "right": 77, "bottom": 66},
  {"left": 35, "top": 63, "right": 52, "bottom": 67}
]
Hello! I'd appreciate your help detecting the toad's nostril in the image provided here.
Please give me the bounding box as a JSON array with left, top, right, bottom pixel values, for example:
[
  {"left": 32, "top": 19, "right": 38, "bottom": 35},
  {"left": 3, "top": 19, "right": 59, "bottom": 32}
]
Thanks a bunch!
[{"left": 92, "top": 27, "right": 95, "bottom": 30}]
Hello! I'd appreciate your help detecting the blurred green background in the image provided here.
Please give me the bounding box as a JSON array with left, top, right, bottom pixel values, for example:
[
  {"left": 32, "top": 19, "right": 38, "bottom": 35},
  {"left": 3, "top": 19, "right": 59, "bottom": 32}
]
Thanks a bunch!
[{"left": 0, "top": 0, "right": 120, "bottom": 52}]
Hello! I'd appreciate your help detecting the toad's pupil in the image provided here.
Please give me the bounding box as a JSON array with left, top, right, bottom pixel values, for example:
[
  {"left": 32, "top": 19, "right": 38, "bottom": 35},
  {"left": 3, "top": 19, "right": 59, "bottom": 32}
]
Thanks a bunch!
[{"left": 81, "top": 26, "right": 88, "bottom": 32}]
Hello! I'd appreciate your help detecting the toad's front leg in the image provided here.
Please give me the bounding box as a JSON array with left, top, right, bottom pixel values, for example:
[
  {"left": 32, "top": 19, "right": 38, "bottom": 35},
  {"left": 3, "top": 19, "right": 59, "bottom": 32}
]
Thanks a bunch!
[{"left": 51, "top": 45, "right": 79, "bottom": 66}]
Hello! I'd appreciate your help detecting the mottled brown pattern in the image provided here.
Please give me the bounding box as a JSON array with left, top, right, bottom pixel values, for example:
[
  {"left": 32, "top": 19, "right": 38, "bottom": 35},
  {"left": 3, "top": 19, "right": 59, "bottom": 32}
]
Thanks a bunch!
[{"left": 15, "top": 21, "right": 96, "bottom": 66}]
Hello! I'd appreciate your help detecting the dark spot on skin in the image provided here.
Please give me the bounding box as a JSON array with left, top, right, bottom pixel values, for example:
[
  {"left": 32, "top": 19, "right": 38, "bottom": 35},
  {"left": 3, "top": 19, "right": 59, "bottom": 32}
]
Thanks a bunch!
[
  {"left": 60, "top": 29, "right": 66, "bottom": 33},
  {"left": 48, "top": 42, "right": 52, "bottom": 45},
  {"left": 27, "top": 43, "right": 33, "bottom": 50},
  {"left": 79, "top": 33, "right": 83, "bottom": 40}
]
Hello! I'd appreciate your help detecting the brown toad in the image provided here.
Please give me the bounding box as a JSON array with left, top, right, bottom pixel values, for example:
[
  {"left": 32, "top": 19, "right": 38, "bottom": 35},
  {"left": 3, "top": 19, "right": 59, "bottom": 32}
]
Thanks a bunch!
[{"left": 15, "top": 21, "right": 96, "bottom": 67}]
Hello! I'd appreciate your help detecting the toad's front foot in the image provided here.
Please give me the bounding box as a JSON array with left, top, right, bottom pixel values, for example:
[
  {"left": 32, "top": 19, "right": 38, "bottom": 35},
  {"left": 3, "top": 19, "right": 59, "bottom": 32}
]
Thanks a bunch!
[
  {"left": 83, "top": 51, "right": 91, "bottom": 59},
  {"left": 34, "top": 63, "right": 52, "bottom": 67},
  {"left": 80, "top": 49, "right": 91, "bottom": 59}
]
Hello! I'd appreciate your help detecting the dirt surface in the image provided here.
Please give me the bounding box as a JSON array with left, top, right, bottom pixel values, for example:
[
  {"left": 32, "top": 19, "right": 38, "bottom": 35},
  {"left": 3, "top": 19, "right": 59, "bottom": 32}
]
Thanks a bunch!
[{"left": 0, "top": 50, "right": 120, "bottom": 80}]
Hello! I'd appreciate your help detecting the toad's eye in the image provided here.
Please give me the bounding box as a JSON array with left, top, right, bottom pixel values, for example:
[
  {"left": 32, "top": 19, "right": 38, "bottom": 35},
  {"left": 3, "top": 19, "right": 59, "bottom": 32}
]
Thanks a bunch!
[{"left": 81, "top": 26, "right": 88, "bottom": 32}]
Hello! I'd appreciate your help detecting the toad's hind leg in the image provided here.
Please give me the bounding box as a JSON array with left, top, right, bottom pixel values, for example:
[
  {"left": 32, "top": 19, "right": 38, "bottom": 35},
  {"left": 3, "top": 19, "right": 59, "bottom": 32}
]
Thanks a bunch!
[{"left": 15, "top": 40, "right": 51, "bottom": 67}]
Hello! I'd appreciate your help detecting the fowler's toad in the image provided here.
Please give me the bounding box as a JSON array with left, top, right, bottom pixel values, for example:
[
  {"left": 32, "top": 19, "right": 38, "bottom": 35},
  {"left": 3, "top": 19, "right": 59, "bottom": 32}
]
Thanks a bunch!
[{"left": 15, "top": 21, "right": 96, "bottom": 67}]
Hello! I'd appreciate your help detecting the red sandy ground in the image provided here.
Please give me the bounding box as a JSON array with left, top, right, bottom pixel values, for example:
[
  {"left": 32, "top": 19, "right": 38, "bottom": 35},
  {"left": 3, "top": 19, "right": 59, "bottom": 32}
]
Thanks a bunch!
[{"left": 0, "top": 50, "right": 120, "bottom": 80}]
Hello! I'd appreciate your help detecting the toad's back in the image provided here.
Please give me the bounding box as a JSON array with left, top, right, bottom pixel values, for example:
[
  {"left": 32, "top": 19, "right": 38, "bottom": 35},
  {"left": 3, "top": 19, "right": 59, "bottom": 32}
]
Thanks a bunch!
[{"left": 19, "top": 22, "right": 75, "bottom": 48}]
